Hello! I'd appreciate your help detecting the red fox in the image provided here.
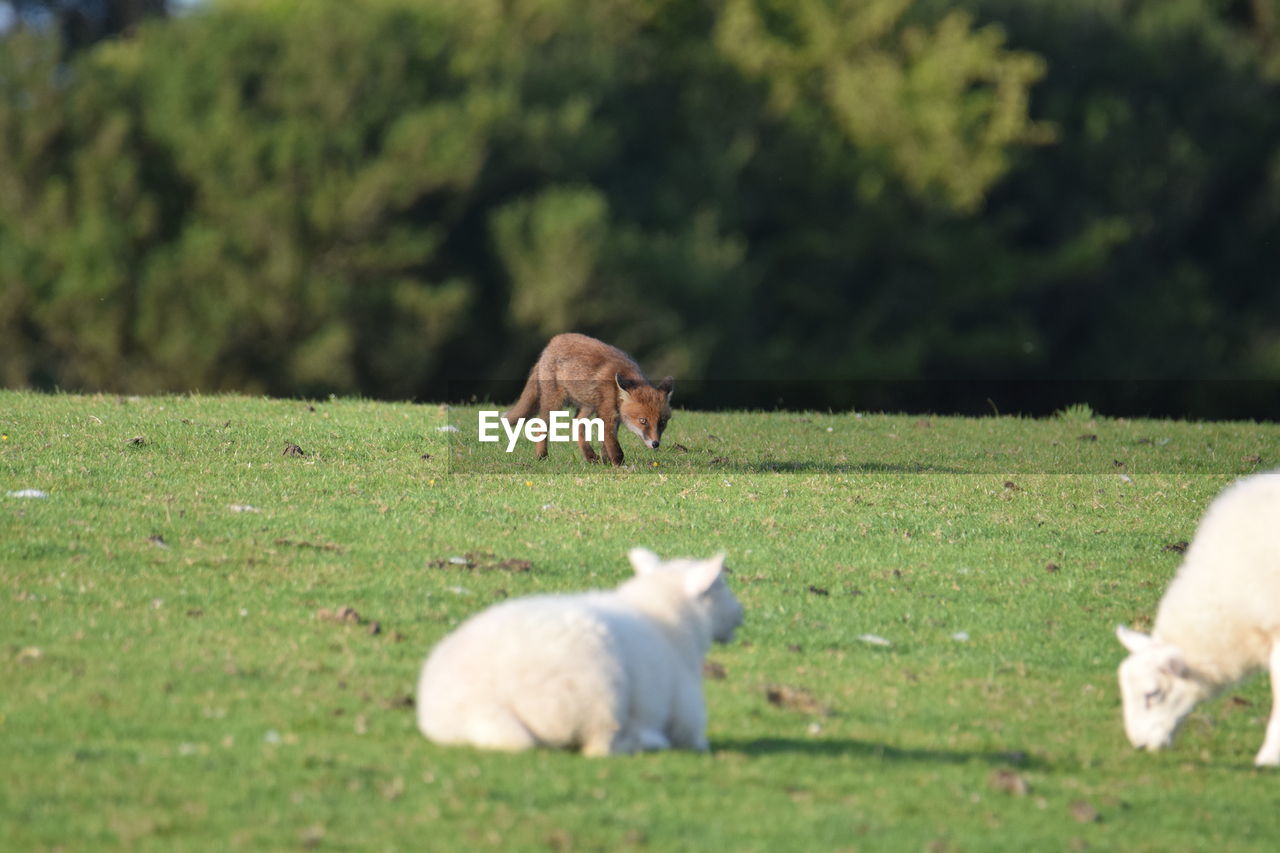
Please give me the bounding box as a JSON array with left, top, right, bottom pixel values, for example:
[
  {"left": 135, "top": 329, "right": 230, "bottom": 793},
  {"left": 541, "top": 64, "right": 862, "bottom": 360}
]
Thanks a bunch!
[{"left": 504, "top": 333, "right": 673, "bottom": 465}]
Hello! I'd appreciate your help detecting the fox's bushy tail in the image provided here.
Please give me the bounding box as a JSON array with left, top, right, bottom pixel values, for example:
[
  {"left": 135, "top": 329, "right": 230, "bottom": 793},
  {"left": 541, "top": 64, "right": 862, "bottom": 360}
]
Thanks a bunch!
[{"left": 504, "top": 369, "right": 540, "bottom": 423}]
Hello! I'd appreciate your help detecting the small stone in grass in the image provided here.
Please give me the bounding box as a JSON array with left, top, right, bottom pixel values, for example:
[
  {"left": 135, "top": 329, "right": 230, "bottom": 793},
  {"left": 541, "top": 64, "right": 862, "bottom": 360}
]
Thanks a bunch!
[
  {"left": 6, "top": 489, "right": 48, "bottom": 499},
  {"left": 1070, "top": 800, "right": 1100, "bottom": 823},
  {"left": 317, "top": 606, "right": 362, "bottom": 625},
  {"left": 765, "top": 684, "right": 831, "bottom": 716},
  {"left": 988, "top": 769, "right": 1029, "bottom": 796}
]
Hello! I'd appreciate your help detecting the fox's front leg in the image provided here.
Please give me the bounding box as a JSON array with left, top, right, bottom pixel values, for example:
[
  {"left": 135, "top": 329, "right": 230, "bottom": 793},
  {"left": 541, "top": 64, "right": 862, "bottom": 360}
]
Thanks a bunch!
[
  {"left": 574, "top": 407, "right": 601, "bottom": 463},
  {"left": 599, "top": 412, "right": 625, "bottom": 466},
  {"left": 534, "top": 406, "right": 558, "bottom": 459}
]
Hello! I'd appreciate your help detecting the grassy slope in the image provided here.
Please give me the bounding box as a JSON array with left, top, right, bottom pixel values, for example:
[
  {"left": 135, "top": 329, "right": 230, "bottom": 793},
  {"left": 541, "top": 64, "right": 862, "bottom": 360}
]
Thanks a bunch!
[{"left": 2, "top": 391, "right": 1280, "bottom": 851}]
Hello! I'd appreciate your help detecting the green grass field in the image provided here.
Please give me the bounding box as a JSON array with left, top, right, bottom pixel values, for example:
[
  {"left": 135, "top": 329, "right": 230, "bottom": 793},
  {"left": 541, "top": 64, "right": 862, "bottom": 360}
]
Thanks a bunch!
[{"left": 3, "top": 391, "right": 1280, "bottom": 851}]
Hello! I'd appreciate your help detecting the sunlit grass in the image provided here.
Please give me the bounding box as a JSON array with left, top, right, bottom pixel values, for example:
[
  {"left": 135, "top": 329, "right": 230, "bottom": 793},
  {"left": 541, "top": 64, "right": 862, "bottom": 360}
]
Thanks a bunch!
[{"left": 2, "top": 391, "right": 1279, "bottom": 850}]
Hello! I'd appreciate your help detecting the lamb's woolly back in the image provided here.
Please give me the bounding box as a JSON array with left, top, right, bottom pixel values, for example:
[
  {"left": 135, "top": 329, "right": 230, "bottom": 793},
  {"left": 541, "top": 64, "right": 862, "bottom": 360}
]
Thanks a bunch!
[{"left": 1154, "top": 471, "right": 1280, "bottom": 684}]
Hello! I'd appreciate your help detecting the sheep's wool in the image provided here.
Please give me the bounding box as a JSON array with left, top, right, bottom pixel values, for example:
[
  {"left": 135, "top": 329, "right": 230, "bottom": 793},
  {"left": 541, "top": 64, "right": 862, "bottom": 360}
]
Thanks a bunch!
[
  {"left": 1117, "top": 469, "right": 1280, "bottom": 766},
  {"left": 416, "top": 549, "right": 743, "bottom": 756},
  {"left": 1155, "top": 471, "right": 1280, "bottom": 685}
]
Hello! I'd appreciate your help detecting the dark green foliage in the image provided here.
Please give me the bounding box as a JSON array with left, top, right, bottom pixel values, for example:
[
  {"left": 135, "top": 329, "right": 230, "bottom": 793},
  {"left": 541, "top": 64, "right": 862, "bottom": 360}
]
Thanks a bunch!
[
  {"left": 0, "top": 0, "right": 1277, "bottom": 410},
  {"left": 5, "top": 0, "right": 168, "bottom": 53},
  {"left": 952, "top": 0, "right": 1280, "bottom": 384}
]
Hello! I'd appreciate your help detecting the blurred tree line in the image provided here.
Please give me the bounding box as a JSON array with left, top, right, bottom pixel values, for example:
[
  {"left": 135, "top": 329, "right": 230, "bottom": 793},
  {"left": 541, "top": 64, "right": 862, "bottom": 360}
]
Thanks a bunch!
[{"left": 1, "top": 0, "right": 1278, "bottom": 415}]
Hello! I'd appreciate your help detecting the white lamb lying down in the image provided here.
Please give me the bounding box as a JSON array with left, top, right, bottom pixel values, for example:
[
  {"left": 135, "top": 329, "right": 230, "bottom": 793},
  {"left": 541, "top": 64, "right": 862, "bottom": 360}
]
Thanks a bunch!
[
  {"left": 1116, "top": 470, "right": 1280, "bottom": 766},
  {"left": 416, "top": 548, "right": 744, "bottom": 755}
]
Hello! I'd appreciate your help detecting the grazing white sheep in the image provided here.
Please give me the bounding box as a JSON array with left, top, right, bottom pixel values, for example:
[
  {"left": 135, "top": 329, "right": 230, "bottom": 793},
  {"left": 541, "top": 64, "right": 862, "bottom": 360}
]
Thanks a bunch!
[
  {"left": 416, "top": 548, "right": 744, "bottom": 756},
  {"left": 1116, "top": 470, "right": 1280, "bottom": 766}
]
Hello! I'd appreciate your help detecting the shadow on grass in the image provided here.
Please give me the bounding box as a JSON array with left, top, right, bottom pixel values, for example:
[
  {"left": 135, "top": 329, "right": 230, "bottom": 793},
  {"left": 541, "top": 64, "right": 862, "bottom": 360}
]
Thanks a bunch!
[
  {"left": 711, "top": 460, "right": 969, "bottom": 474},
  {"left": 714, "top": 737, "right": 1040, "bottom": 768},
  {"left": 447, "top": 459, "right": 971, "bottom": 475}
]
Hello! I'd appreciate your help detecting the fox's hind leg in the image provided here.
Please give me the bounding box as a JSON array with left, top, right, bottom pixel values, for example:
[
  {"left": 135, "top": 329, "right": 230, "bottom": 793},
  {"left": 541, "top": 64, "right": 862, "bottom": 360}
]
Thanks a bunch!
[{"left": 535, "top": 386, "right": 567, "bottom": 459}]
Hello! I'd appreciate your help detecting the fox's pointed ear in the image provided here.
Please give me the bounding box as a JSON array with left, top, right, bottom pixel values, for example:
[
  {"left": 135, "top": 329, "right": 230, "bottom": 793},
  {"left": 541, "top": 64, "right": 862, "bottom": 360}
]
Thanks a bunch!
[
  {"left": 683, "top": 553, "right": 726, "bottom": 597},
  {"left": 628, "top": 547, "right": 662, "bottom": 575},
  {"left": 1116, "top": 624, "right": 1153, "bottom": 653},
  {"left": 616, "top": 373, "right": 637, "bottom": 399},
  {"left": 655, "top": 376, "right": 674, "bottom": 397}
]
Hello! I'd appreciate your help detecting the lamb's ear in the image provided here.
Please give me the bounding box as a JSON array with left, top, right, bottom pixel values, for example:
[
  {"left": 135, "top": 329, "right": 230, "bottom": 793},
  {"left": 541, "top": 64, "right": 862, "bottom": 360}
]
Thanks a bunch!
[
  {"left": 1116, "top": 624, "right": 1153, "bottom": 653},
  {"left": 628, "top": 547, "right": 662, "bottom": 576},
  {"left": 655, "top": 376, "right": 674, "bottom": 398},
  {"left": 1159, "top": 648, "right": 1190, "bottom": 678},
  {"left": 683, "top": 553, "right": 726, "bottom": 597}
]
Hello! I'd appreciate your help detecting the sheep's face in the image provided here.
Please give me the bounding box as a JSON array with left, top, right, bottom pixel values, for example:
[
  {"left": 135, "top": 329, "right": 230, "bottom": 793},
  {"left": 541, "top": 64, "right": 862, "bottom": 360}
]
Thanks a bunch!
[
  {"left": 628, "top": 548, "right": 744, "bottom": 644},
  {"left": 699, "top": 569, "right": 745, "bottom": 644},
  {"left": 1115, "top": 626, "right": 1204, "bottom": 751}
]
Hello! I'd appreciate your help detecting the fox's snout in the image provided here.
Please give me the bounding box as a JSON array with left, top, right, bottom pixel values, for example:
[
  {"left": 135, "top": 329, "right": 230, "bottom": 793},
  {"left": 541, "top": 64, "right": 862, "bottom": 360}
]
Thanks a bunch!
[
  {"left": 622, "top": 415, "right": 667, "bottom": 451},
  {"left": 617, "top": 382, "right": 671, "bottom": 452}
]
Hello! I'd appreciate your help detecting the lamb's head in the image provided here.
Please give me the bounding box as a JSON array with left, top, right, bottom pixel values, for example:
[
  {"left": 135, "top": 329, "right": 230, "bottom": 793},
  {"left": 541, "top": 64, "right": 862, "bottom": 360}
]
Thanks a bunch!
[
  {"left": 628, "top": 548, "right": 744, "bottom": 643},
  {"left": 1115, "top": 625, "right": 1206, "bottom": 752}
]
